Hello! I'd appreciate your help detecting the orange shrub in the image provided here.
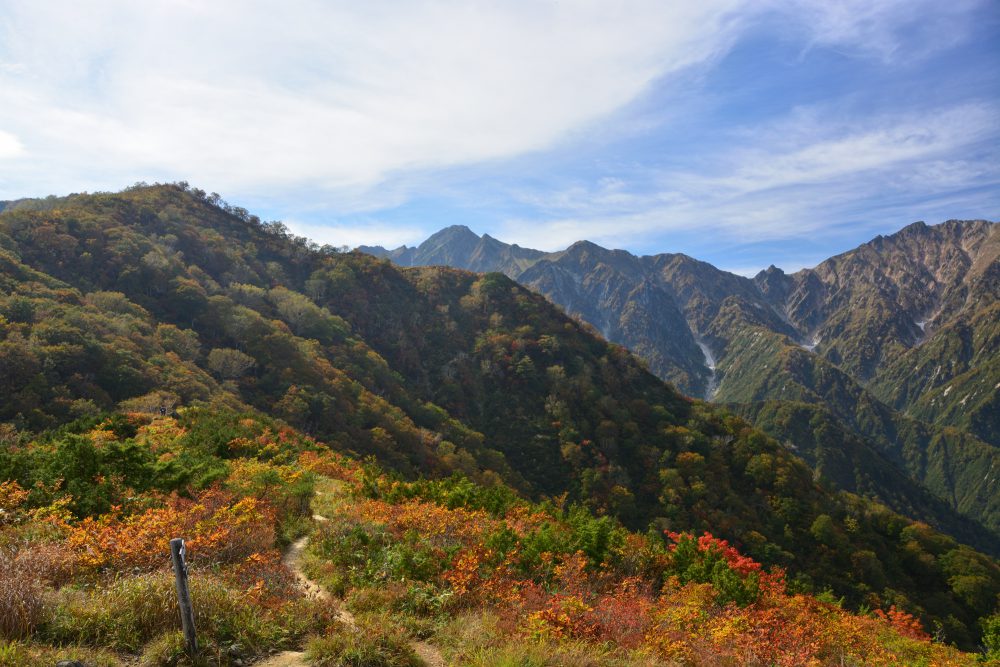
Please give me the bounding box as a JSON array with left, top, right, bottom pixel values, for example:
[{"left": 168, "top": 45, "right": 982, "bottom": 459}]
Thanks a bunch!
[
  {"left": 64, "top": 487, "right": 275, "bottom": 571},
  {"left": 298, "top": 449, "right": 362, "bottom": 482},
  {"left": 0, "top": 480, "right": 29, "bottom": 515},
  {"left": 225, "top": 551, "right": 299, "bottom": 607},
  {"left": 354, "top": 498, "right": 496, "bottom": 547},
  {"left": 874, "top": 604, "right": 930, "bottom": 641}
]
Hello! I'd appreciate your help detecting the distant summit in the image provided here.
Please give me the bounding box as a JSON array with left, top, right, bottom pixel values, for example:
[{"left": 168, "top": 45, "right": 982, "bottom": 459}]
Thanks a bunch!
[{"left": 360, "top": 224, "right": 544, "bottom": 275}]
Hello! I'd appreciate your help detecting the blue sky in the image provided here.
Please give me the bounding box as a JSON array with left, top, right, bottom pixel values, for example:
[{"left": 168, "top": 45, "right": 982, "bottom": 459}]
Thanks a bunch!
[{"left": 0, "top": 1, "right": 997, "bottom": 274}]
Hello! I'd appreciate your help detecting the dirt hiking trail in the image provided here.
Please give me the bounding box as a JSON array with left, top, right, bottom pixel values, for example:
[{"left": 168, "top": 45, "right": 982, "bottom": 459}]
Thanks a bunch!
[{"left": 256, "top": 485, "right": 445, "bottom": 667}]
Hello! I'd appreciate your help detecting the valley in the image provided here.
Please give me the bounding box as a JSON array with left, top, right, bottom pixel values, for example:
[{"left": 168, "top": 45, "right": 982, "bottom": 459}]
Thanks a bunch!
[{"left": 362, "top": 220, "right": 1000, "bottom": 547}]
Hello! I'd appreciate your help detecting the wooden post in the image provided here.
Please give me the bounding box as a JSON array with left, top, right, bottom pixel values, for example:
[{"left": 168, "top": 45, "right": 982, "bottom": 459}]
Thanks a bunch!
[{"left": 169, "top": 538, "right": 198, "bottom": 656}]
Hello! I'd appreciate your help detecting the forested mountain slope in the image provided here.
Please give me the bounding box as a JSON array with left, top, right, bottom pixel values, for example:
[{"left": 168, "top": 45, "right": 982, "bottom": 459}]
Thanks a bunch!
[
  {"left": 0, "top": 183, "right": 997, "bottom": 645},
  {"left": 363, "top": 220, "right": 1000, "bottom": 545}
]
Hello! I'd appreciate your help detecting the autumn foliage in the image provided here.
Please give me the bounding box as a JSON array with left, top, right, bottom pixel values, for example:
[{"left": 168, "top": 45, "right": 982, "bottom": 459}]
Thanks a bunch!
[
  {"left": 0, "top": 408, "right": 986, "bottom": 665},
  {"left": 63, "top": 488, "right": 275, "bottom": 570},
  {"left": 304, "top": 466, "right": 976, "bottom": 666}
]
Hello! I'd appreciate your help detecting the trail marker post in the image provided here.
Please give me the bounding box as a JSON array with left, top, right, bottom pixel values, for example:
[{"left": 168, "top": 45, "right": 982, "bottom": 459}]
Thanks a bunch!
[{"left": 169, "top": 537, "right": 198, "bottom": 656}]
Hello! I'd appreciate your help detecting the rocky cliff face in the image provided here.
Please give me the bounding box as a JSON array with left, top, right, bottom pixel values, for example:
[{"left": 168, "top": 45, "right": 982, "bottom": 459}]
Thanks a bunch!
[
  {"left": 748, "top": 220, "right": 1000, "bottom": 445},
  {"left": 517, "top": 242, "right": 709, "bottom": 393},
  {"left": 760, "top": 220, "right": 999, "bottom": 383}
]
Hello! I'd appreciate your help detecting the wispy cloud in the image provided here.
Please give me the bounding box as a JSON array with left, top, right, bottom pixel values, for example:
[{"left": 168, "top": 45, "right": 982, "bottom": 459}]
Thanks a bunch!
[
  {"left": 774, "top": 0, "right": 981, "bottom": 62},
  {"left": 709, "top": 104, "right": 998, "bottom": 194},
  {"left": 0, "top": 0, "right": 746, "bottom": 198},
  {"left": 497, "top": 102, "right": 1000, "bottom": 253}
]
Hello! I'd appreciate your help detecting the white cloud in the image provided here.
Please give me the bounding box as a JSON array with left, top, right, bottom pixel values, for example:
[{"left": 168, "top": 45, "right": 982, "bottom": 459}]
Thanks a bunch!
[
  {"left": 0, "top": 130, "right": 22, "bottom": 159},
  {"left": 0, "top": 0, "right": 747, "bottom": 198},
  {"left": 709, "top": 104, "right": 998, "bottom": 194}
]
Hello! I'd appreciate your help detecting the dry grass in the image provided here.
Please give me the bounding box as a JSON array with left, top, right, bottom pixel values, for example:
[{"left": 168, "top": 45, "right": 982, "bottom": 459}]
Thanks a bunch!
[
  {"left": 44, "top": 570, "right": 327, "bottom": 653},
  {"left": 305, "top": 625, "right": 422, "bottom": 667},
  {"left": 0, "top": 639, "right": 124, "bottom": 667},
  {"left": 0, "top": 545, "right": 47, "bottom": 639}
]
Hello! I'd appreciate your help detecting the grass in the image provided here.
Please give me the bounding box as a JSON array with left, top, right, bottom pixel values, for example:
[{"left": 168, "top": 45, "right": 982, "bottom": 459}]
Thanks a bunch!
[
  {"left": 305, "top": 626, "right": 422, "bottom": 667},
  {"left": 0, "top": 639, "right": 124, "bottom": 667},
  {"left": 0, "top": 547, "right": 46, "bottom": 639},
  {"left": 310, "top": 477, "right": 351, "bottom": 519},
  {"left": 41, "top": 571, "right": 330, "bottom": 656}
]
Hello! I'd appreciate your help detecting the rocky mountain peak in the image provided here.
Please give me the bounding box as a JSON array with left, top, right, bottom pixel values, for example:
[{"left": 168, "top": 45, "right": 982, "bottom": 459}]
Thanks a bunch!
[
  {"left": 564, "top": 239, "right": 604, "bottom": 254},
  {"left": 753, "top": 264, "right": 792, "bottom": 305},
  {"left": 420, "top": 224, "right": 479, "bottom": 248},
  {"left": 899, "top": 220, "right": 929, "bottom": 234}
]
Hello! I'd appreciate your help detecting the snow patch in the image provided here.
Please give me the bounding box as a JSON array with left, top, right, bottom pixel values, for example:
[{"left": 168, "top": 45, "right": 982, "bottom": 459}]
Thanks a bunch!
[{"left": 943, "top": 385, "right": 952, "bottom": 397}]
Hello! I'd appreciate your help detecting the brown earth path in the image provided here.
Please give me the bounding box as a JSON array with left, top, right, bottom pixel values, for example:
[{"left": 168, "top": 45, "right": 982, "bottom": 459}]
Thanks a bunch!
[{"left": 255, "top": 490, "right": 445, "bottom": 667}]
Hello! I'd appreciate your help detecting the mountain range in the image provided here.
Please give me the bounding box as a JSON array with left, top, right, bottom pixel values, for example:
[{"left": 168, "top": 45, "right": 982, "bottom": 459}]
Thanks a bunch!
[
  {"left": 1, "top": 183, "right": 997, "bottom": 646},
  {"left": 360, "top": 220, "right": 1000, "bottom": 543}
]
